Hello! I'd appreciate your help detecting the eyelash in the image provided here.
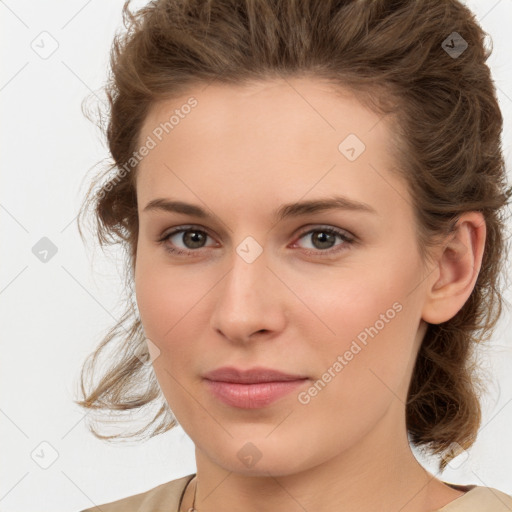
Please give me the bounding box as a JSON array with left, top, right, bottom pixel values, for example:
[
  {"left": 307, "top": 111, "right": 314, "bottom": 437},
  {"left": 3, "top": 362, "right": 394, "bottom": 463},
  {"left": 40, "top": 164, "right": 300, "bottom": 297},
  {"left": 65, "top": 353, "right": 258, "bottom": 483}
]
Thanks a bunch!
[{"left": 157, "top": 225, "right": 355, "bottom": 258}]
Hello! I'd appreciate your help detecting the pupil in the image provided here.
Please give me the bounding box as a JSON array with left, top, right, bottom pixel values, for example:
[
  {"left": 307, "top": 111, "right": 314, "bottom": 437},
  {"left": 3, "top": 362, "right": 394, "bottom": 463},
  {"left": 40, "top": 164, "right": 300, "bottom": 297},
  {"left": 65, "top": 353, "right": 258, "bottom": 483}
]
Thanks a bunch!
[
  {"left": 314, "top": 231, "right": 334, "bottom": 249},
  {"left": 184, "top": 231, "right": 204, "bottom": 248}
]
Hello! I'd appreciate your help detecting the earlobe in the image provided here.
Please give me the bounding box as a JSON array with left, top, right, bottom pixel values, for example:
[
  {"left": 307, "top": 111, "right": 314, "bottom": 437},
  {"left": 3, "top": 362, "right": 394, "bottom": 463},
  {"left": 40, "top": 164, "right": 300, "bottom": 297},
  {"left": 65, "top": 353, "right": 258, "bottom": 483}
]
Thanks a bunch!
[{"left": 421, "top": 212, "right": 486, "bottom": 325}]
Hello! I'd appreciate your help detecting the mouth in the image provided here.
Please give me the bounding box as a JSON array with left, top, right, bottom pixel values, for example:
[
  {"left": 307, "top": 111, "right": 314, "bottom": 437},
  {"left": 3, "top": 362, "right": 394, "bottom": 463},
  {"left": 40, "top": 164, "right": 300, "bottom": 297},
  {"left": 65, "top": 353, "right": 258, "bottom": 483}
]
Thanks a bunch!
[
  {"left": 202, "top": 366, "right": 310, "bottom": 409},
  {"left": 202, "top": 365, "right": 309, "bottom": 384}
]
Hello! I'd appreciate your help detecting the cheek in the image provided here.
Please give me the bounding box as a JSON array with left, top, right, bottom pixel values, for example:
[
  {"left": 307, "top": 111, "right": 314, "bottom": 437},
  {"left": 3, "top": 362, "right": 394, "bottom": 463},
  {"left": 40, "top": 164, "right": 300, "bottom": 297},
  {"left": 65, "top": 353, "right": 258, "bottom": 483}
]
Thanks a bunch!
[
  {"left": 134, "top": 260, "right": 169, "bottom": 338},
  {"left": 333, "top": 301, "right": 416, "bottom": 387},
  {"left": 134, "top": 252, "right": 214, "bottom": 385},
  {"left": 134, "top": 251, "right": 202, "bottom": 338},
  {"left": 289, "top": 263, "right": 406, "bottom": 348},
  {"left": 134, "top": 258, "right": 198, "bottom": 410},
  {"left": 301, "top": 258, "right": 422, "bottom": 396},
  {"left": 296, "top": 303, "right": 418, "bottom": 452}
]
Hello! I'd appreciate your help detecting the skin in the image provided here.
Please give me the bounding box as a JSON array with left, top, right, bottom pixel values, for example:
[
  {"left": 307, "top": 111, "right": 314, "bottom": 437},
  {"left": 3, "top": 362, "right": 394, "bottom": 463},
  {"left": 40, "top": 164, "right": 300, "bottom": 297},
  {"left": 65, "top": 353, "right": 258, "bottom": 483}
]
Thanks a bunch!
[{"left": 133, "top": 77, "right": 486, "bottom": 512}]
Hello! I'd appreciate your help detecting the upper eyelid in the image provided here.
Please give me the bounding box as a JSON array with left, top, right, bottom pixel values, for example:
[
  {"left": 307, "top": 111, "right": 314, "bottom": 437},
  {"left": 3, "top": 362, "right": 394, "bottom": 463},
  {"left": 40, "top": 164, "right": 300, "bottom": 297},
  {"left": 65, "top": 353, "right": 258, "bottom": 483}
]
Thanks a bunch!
[
  {"left": 161, "top": 224, "right": 354, "bottom": 245},
  {"left": 162, "top": 225, "right": 216, "bottom": 241}
]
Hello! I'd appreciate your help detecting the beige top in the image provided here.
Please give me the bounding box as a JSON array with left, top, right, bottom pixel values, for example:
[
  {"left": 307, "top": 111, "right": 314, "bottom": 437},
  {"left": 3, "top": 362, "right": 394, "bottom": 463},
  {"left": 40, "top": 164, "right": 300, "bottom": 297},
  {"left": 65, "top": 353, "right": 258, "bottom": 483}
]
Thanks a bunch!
[{"left": 79, "top": 473, "right": 512, "bottom": 512}]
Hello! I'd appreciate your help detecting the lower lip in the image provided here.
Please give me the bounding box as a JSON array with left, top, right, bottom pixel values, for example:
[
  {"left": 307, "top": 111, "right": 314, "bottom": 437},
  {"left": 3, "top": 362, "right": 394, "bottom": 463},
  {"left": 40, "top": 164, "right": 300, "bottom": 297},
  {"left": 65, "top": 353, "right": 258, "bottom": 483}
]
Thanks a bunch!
[{"left": 204, "top": 379, "right": 308, "bottom": 409}]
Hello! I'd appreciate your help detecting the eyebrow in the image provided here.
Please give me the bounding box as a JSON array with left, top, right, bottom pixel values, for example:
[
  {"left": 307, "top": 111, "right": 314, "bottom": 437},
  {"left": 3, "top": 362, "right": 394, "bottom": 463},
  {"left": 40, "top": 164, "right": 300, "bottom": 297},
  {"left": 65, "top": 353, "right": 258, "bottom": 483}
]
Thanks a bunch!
[{"left": 143, "top": 195, "right": 377, "bottom": 222}]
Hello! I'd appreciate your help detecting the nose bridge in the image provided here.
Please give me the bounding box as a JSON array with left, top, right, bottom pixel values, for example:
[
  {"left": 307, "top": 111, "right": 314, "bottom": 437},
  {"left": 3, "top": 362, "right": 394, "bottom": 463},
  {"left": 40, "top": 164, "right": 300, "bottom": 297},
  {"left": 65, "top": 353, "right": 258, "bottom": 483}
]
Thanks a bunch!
[
  {"left": 222, "top": 244, "right": 269, "bottom": 313},
  {"left": 210, "top": 242, "right": 283, "bottom": 341}
]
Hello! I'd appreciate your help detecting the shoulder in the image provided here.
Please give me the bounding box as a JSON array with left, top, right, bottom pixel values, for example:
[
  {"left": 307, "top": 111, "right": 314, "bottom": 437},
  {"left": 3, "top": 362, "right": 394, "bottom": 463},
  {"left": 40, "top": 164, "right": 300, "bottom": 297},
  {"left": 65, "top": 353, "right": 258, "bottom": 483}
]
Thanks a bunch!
[
  {"left": 439, "top": 484, "right": 512, "bottom": 511},
  {"left": 77, "top": 473, "right": 195, "bottom": 512}
]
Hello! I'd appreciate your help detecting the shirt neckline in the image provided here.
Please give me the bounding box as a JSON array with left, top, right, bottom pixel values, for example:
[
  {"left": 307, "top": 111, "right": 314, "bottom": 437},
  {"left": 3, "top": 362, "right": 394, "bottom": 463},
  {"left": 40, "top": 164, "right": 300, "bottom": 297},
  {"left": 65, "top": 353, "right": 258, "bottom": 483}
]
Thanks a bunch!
[
  {"left": 178, "top": 474, "right": 196, "bottom": 511},
  {"left": 177, "top": 475, "right": 480, "bottom": 511},
  {"left": 435, "top": 482, "right": 478, "bottom": 510}
]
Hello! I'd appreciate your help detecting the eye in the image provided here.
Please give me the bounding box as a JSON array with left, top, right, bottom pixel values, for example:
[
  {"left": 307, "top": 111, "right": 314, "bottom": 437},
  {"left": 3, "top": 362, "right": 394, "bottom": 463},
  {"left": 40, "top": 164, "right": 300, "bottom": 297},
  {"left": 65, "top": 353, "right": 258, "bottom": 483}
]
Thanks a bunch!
[
  {"left": 292, "top": 226, "right": 354, "bottom": 257},
  {"left": 158, "top": 226, "right": 217, "bottom": 256},
  {"left": 157, "top": 225, "right": 355, "bottom": 258}
]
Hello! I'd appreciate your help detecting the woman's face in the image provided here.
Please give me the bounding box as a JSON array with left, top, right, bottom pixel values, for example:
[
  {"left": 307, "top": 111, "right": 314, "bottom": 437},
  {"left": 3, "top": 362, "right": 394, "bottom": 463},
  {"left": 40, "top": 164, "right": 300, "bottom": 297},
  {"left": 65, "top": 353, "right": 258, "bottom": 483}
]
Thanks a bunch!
[{"left": 134, "top": 77, "right": 432, "bottom": 475}]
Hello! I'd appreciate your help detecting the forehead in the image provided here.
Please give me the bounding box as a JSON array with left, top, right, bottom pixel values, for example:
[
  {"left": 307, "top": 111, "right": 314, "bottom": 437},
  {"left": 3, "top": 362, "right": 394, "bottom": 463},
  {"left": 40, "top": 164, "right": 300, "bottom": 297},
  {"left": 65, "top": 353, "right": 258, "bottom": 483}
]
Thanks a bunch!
[
  {"left": 139, "top": 77, "right": 389, "bottom": 151},
  {"left": 135, "top": 77, "right": 409, "bottom": 222}
]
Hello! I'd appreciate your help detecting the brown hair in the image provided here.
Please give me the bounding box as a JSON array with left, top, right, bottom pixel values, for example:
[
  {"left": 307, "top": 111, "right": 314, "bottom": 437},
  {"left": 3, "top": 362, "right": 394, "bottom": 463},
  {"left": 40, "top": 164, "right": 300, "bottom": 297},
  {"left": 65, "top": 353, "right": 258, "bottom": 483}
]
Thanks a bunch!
[{"left": 75, "top": 0, "right": 511, "bottom": 470}]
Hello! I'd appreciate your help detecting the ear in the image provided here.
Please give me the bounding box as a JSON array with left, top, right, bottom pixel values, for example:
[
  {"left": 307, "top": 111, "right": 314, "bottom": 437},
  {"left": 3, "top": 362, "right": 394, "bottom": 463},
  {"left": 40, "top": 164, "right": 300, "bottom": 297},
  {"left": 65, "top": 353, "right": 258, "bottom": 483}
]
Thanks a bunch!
[{"left": 421, "top": 212, "right": 486, "bottom": 325}]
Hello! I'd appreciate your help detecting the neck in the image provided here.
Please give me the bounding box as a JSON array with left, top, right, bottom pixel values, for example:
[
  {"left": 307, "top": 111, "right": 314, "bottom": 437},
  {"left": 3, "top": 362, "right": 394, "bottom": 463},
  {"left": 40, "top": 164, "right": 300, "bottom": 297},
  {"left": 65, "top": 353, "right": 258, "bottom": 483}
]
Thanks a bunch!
[{"left": 180, "top": 403, "right": 463, "bottom": 512}]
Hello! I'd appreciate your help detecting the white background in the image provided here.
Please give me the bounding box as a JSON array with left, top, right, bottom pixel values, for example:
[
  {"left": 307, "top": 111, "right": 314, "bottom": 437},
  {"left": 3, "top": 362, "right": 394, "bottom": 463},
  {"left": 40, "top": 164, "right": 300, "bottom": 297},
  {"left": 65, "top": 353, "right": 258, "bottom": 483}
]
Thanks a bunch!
[{"left": 1, "top": 1, "right": 511, "bottom": 510}]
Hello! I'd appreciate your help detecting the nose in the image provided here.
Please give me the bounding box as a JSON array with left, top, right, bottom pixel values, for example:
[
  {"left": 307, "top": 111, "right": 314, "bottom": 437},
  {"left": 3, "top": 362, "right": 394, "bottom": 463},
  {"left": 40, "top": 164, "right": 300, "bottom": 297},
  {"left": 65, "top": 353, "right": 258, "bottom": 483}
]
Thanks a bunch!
[{"left": 209, "top": 246, "right": 287, "bottom": 344}]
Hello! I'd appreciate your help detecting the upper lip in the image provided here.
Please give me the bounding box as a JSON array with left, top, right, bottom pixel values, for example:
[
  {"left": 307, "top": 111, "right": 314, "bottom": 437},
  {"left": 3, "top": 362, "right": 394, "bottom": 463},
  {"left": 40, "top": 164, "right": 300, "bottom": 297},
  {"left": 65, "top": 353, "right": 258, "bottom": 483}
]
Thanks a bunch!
[{"left": 203, "top": 366, "right": 309, "bottom": 384}]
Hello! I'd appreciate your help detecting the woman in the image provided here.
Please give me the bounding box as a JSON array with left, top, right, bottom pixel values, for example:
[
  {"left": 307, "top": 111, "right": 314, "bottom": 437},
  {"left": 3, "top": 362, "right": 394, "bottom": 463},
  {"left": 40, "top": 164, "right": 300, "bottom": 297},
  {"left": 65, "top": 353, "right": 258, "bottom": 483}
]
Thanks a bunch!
[{"left": 75, "top": 0, "right": 512, "bottom": 510}]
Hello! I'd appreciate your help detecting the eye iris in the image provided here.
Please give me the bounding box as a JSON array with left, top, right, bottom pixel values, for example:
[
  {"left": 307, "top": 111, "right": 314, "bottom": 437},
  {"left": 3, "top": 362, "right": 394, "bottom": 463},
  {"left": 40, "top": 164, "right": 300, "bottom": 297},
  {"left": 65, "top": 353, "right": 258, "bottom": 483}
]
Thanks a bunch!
[
  {"left": 312, "top": 231, "right": 335, "bottom": 249},
  {"left": 183, "top": 230, "right": 206, "bottom": 249}
]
